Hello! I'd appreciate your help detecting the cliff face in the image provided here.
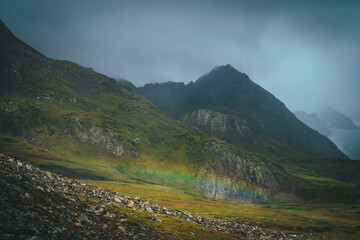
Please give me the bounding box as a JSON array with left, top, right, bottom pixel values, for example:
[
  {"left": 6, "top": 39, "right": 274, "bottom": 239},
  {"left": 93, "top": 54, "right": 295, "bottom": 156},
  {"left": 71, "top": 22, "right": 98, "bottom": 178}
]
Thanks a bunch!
[
  {"left": 180, "top": 109, "right": 254, "bottom": 148},
  {"left": 198, "top": 142, "right": 303, "bottom": 203}
]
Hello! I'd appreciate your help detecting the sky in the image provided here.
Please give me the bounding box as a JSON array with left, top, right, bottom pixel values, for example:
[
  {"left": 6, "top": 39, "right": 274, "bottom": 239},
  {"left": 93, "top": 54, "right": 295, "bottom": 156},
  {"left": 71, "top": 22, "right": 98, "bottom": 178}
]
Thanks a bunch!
[{"left": 0, "top": 0, "right": 359, "bottom": 116}]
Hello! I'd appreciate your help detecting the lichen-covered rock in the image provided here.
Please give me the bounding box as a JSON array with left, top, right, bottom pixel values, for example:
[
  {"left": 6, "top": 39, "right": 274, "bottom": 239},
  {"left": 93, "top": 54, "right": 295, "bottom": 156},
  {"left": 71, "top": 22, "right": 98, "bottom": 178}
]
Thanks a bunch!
[
  {"left": 199, "top": 142, "right": 304, "bottom": 203},
  {"left": 180, "top": 109, "right": 250, "bottom": 140}
]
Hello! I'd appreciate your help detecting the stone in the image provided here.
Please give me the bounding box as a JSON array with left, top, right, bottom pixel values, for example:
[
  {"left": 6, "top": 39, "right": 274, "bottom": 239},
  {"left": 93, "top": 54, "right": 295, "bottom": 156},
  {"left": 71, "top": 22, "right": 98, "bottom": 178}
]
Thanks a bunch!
[
  {"left": 151, "top": 215, "right": 163, "bottom": 222},
  {"left": 127, "top": 200, "right": 134, "bottom": 208},
  {"left": 74, "top": 222, "right": 82, "bottom": 227},
  {"left": 145, "top": 207, "right": 153, "bottom": 213}
]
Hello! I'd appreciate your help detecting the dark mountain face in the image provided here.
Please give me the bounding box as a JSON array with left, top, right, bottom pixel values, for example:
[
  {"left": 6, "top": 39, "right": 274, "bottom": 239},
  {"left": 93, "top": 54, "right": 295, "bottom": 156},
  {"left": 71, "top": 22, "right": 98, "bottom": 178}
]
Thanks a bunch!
[
  {"left": 136, "top": 81, "right": 189, "bottom": 108},
  {"left": 135, "top": 64, "right": 347, "bottom": 159}
]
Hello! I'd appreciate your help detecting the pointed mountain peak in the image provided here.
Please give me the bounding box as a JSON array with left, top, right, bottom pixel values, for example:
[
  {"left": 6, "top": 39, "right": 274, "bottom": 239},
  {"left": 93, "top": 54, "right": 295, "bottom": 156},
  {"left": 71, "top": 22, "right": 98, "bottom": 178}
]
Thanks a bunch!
[
  {"left": 196, "top": 64, "right": 249, "bottom": 86},
  {"left": 210, "top": 64, "right": 237, "bottom": 73},
  {"left": 0, "top": 19, "right": 11, "bottom": 36},
  {"left": 0, "top": 19, "right": 6, "bottom": 28}
]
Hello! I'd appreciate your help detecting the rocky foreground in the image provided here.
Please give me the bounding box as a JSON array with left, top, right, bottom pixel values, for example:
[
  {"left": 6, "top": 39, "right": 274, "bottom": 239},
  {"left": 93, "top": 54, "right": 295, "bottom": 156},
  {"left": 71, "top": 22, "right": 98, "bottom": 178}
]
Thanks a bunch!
[{"left": 0, "top": 154, "right": 316, "bottom": 240}]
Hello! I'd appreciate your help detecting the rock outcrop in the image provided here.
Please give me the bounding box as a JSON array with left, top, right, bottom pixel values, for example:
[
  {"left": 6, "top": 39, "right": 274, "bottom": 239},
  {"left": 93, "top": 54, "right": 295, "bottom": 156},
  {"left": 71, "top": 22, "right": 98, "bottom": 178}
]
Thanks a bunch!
[
  {"left": 199, "top": 142, "right": 303, "bottom": 203},
  {"left": 180, "top": 109, "right": 253, "bottom": 147}
]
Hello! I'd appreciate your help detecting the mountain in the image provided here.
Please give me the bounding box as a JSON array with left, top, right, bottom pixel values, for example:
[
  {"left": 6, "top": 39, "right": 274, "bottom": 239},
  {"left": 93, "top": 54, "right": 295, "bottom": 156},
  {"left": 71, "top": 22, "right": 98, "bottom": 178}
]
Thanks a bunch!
[
  {"left": 0, "top": 20, "right": 304, "bottom": 204},
  {"left": 137, "top": 81, "right": 190, "bottom": 108},
  {"left": 294, "top": 111, "right": 331, "bottom": 136},
  {"left": 117, "top": 78, "right": 137, "bottom": 91},
  {"left": 135, "top": 65, "right": 346, "bottom": 159},
  {"left": 318, "top": 107, "right": 358, "bottom": 130},
  {"left": 294, "top": 109, "right": 360, "bottom": 160}
]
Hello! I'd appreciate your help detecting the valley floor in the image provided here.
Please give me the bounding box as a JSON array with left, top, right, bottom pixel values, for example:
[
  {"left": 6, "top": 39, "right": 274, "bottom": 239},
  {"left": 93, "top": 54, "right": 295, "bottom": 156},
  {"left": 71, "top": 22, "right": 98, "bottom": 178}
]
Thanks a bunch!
[
  {"left": 80, "top": 179, "right": 360, "bottom": 240},
  {"left": 1, "top": 154, "right": 317, "bottom": 240},
  {"left": 1, "top": 136, "right": 360, "bottom": 239}
]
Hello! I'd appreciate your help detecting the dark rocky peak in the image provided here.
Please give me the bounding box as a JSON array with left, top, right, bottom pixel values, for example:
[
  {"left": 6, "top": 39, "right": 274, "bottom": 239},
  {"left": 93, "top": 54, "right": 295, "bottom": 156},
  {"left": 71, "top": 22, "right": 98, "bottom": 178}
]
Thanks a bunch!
[
  {"left": 210, "top": 64, "right": 237, "bottom": 73},
  {"left": 0, "top": 20, "right": 16, "bottom": 40},
  {"left": 141, "top": 81, "right": 186, "bottom": 88},
  {"left": 0, "top": 19, "right": 44, "bottom": 57},
  {"left": 195, "top": 64, "right": 250, "bottom": 86},
  {"left": 184, "top": 64, "right": 279, "bottom": 113},
  {"left": 0, "top": 19, "right": 9, "bottom": 35},
  {"left": 136, "top": 81, "right": 188, "bottom": 107}
]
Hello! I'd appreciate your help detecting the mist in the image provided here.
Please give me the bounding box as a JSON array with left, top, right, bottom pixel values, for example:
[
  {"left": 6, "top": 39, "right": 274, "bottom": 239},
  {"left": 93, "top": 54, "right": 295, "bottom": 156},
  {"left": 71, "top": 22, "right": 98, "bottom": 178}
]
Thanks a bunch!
[{"left": 1, "top": 0, "right": 359, "bottom": 116}]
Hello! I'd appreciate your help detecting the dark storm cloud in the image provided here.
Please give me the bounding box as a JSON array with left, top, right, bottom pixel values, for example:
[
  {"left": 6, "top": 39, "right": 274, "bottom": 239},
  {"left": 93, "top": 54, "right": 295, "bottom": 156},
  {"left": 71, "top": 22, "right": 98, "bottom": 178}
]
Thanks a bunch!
[{"left": 0, "top": 0, "right": 359, "bottom": 115}]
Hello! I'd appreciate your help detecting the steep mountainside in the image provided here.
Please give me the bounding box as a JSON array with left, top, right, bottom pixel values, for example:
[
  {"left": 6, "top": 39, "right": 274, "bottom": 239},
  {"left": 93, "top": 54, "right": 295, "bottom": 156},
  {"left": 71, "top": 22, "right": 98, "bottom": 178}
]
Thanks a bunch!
[
  {"left": 135, "top": 65, "right": 346, "bottom": 158},
  {"left": 0, "top": 20, "right": 303, "bottom": 203}
]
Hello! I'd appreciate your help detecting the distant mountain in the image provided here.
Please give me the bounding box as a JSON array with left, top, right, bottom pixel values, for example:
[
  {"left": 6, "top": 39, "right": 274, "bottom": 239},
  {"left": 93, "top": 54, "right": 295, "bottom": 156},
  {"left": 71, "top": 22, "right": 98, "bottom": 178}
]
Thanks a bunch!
[
  {"left": 136, "top": 81, "right": 191, "bottom": 108},
  {"left": 294, "top": 111, "right": 331, "bottom": 136},
  {"left": 0, "top": 20, "right": 304, "bottom": 203},
  {"left": 318, "top": 107, "right": 358, "bottom": 129},
  {"left": 136, "top": 64, "right": 347, "bottom": 159},
  {"left": 295, "top": 109, "right": 360, "bottom": 160}
]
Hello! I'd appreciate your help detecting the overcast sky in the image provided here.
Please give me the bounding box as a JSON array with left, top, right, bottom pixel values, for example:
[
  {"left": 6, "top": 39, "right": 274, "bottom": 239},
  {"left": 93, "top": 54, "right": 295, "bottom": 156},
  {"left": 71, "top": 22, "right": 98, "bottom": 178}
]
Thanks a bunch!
[{"left": 1, "top": 0, "right": 359, "bottom": 116}]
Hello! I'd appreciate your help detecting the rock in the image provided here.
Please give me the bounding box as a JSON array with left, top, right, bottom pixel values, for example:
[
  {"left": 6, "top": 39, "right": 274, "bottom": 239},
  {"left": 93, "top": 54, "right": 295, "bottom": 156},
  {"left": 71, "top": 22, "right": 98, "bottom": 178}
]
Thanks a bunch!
[
  {"left": 149, "top": 215, "right": 163, "bottom": 222},
  {"left": 127, "top": 200, "right": 134, "bottom": 208},
  {"left": 118, "top": 226, "right": 126, "bottom": 231},
  {"left": 145, "top": 207, "right": 153, "bottom": 213}
]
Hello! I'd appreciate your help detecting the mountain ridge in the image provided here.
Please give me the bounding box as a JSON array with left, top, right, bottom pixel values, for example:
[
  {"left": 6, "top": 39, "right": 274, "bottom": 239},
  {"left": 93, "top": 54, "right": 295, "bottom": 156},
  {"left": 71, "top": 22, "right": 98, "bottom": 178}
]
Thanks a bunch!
[{"left": 133, "top": 64, "right": 347, "bottom": 159}]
